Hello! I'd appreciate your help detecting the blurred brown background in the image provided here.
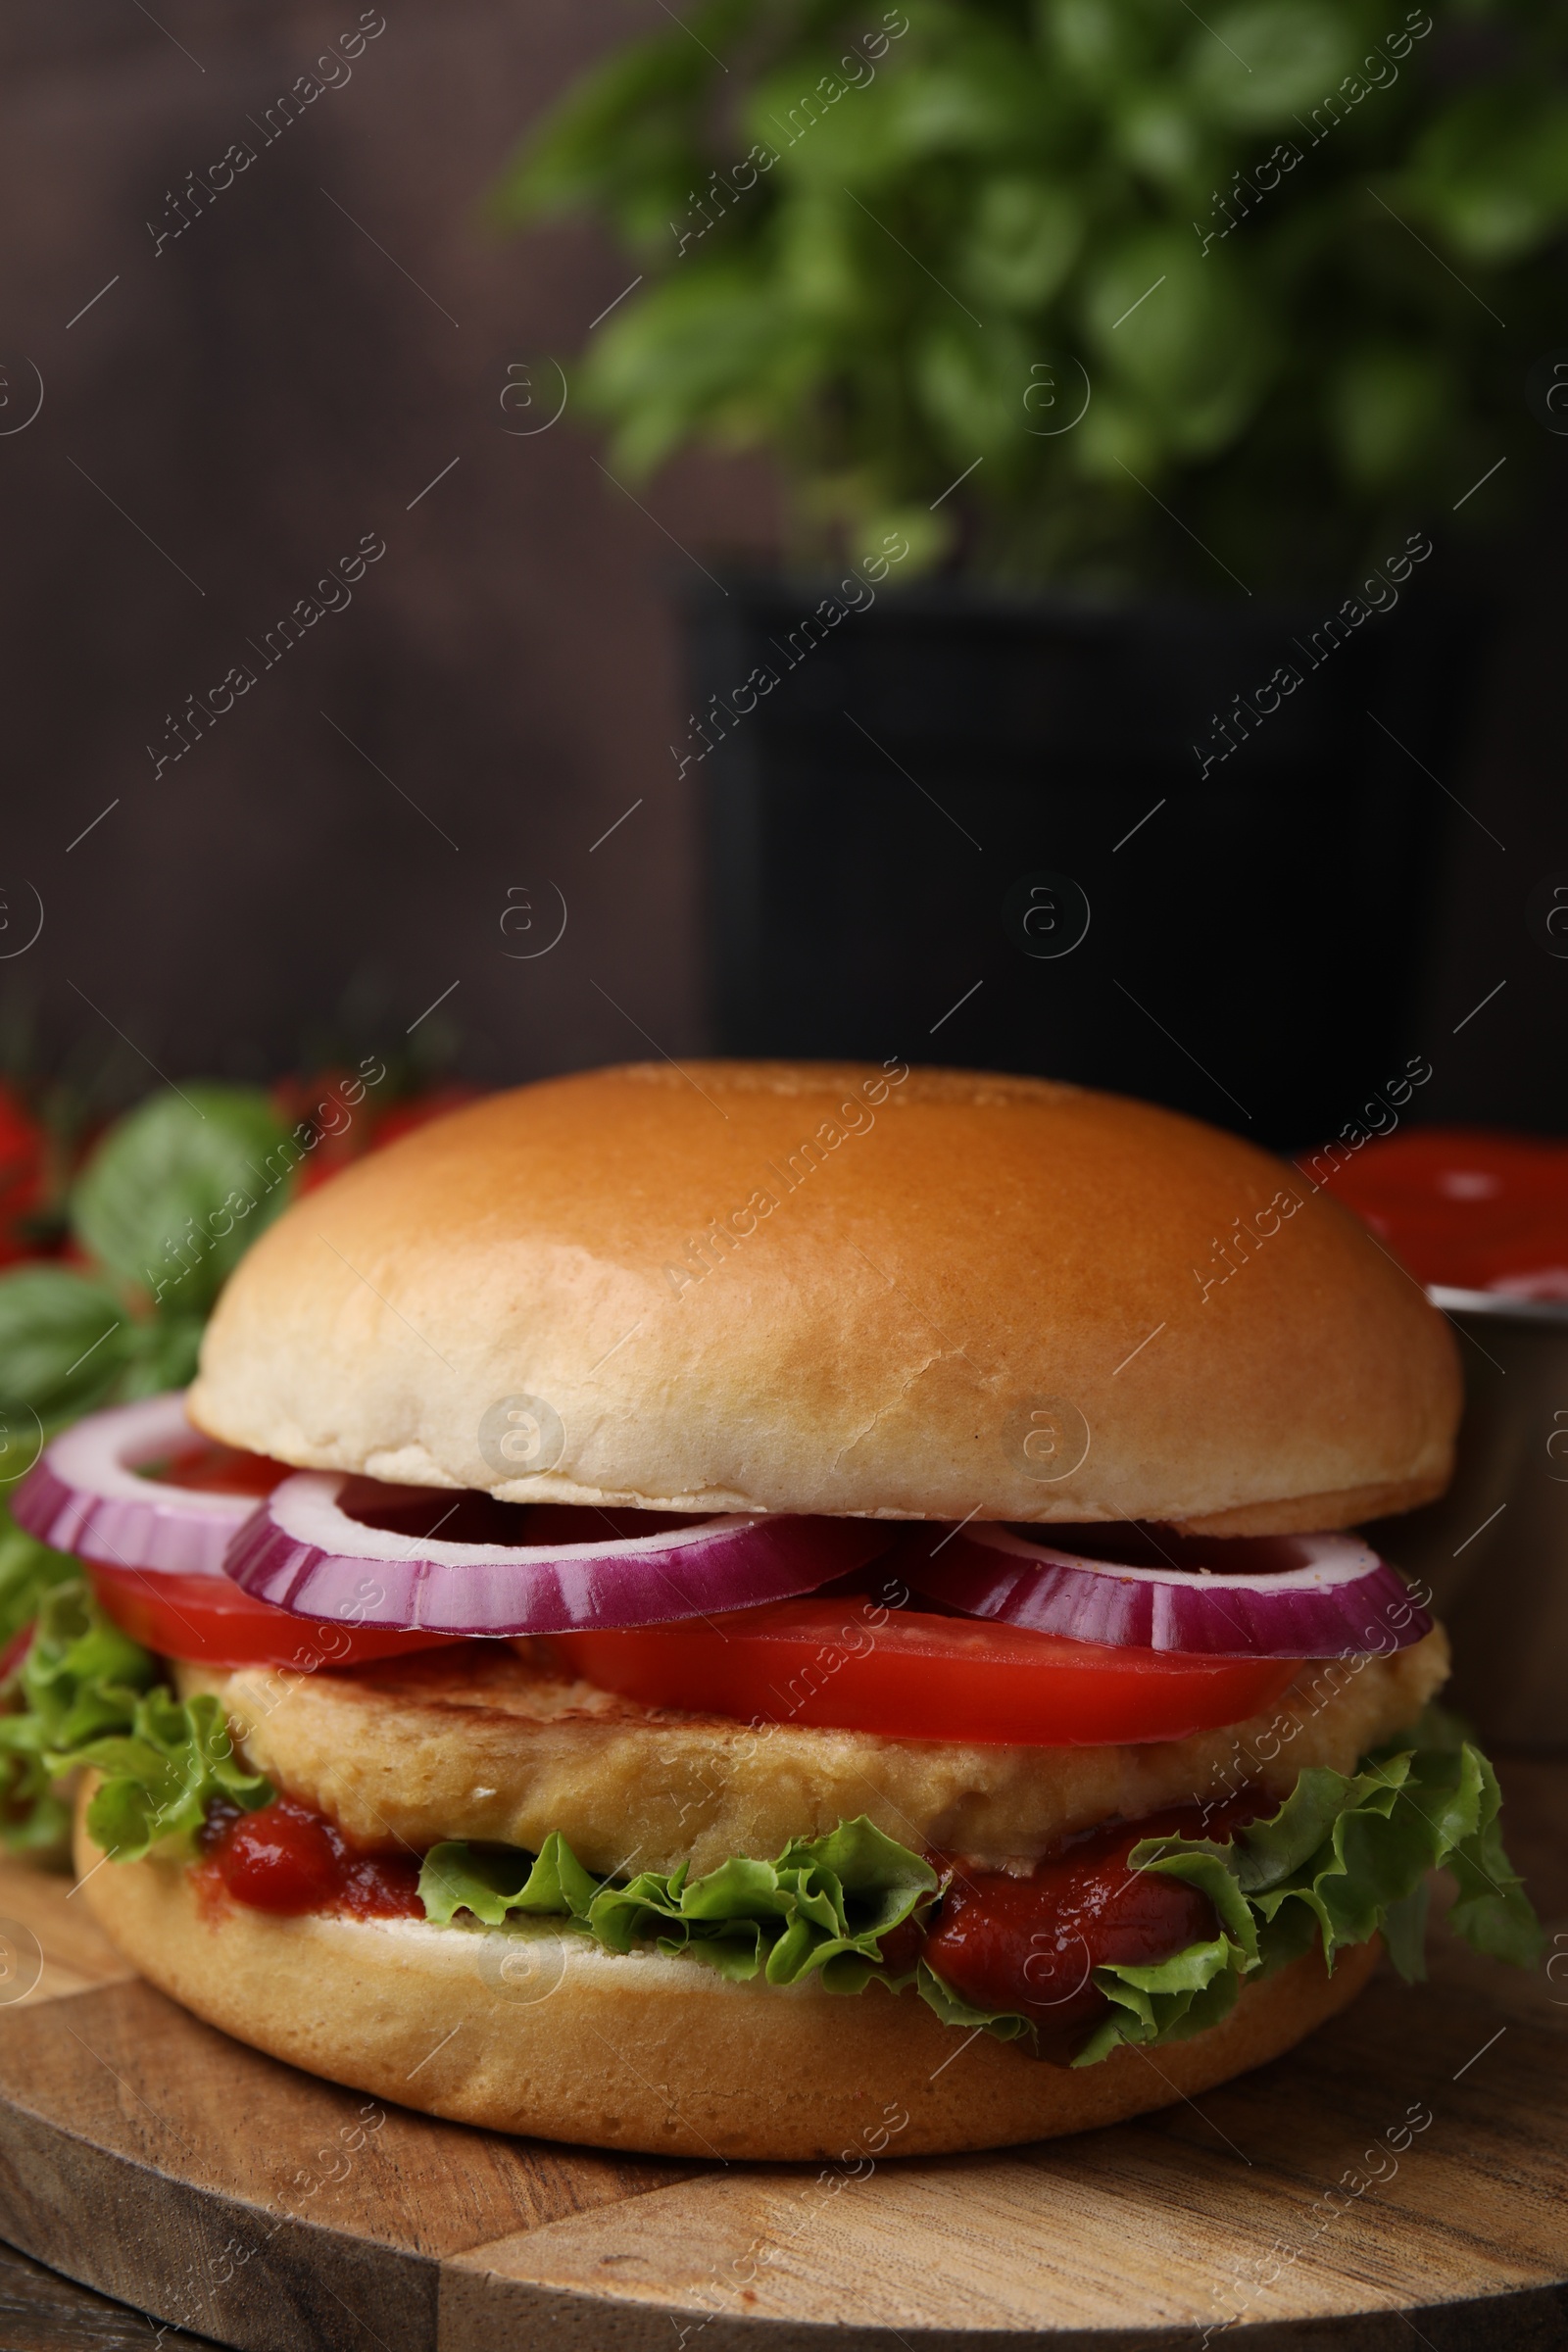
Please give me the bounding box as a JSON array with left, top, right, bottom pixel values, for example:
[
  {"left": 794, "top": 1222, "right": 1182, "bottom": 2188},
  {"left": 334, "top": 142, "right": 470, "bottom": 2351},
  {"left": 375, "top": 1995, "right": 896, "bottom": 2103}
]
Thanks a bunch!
[{"left": 1, "top": 0, "right": 1563, "bottom": 1124}]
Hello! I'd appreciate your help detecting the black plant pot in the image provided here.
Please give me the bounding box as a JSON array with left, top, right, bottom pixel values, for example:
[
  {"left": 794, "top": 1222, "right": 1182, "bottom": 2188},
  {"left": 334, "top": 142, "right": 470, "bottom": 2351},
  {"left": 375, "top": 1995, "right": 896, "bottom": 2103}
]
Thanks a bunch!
[{"left": 685, "top": 574, "right": 1481, "bottom": 1148}]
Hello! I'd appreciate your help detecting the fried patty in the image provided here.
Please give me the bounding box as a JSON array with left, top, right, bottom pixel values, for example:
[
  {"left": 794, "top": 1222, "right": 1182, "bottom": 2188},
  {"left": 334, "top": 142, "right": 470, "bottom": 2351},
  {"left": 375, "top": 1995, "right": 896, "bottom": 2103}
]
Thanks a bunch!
[{"left": 179, "top": 1628, "right": 1449, "bottom": 1879}]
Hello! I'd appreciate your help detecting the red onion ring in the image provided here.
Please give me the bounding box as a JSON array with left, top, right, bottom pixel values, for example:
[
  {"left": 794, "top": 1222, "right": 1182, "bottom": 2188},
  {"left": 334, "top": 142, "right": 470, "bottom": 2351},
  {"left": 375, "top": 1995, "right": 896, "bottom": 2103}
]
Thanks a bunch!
[
  {"left": 900, "top": 1524, "right": 1430, "bottom": 1657},
  {"left": 223, "top": 1472, "right": 894, "bottom": 1635},
  {"left": 12, "top": 1396, "right": 267, "bottom": 1579}
]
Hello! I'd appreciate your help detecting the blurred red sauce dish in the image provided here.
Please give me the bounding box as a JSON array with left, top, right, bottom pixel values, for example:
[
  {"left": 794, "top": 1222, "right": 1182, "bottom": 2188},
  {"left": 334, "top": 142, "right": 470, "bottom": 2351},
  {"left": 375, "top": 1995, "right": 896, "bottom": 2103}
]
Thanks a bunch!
[{"left": 1317, "top": 1127, "right": 1568, "bottom": 1301}]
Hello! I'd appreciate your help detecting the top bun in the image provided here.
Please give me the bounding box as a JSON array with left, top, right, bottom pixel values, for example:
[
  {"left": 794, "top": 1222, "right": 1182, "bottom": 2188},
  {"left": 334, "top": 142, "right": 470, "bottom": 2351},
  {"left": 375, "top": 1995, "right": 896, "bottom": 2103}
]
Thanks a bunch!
[{"left": 189, "top": 1062, "right": 1459, "bottom": 1532}]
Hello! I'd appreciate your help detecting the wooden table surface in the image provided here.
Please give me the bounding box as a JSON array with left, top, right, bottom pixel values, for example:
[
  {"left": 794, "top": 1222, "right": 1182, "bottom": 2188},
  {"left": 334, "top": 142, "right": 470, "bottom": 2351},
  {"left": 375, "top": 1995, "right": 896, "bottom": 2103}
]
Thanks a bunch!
[
  {"left": 0, "top": 2236, "right": 222, "bottom": 2351},
  {"left": 0, "top": 1753, "right": 1562, "bottom": 2351}
]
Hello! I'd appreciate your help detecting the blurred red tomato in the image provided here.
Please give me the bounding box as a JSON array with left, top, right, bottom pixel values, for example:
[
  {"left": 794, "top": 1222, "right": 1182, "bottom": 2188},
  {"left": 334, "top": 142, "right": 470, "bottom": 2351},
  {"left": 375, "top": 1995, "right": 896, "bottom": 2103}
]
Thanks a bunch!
[
  {"left": 271, "top": 1074, "right": 482, "bottom": 1196},
  {"left": 271, "top": 1068, "right": 370, "bottom": 1193},
  {"left": 368, "top": 1084, "right": 480, "bottom": 1152},
  {"left": 0, "top": 1086, "right": 46, "bottom": 1265}
]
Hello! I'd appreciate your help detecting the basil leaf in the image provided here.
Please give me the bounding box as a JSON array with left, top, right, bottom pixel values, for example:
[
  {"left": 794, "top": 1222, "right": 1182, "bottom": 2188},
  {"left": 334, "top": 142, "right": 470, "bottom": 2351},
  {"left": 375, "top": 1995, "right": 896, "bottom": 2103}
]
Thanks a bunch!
[
  {"left": 72, "top": 1086, "right": 292, "bottom": 1315},
  {"left": 0, "top": 1266, "right": 134, "bottom": 1426},
  {"left": 119, "top": 1313, "right": 208, "bottom": 1396}
]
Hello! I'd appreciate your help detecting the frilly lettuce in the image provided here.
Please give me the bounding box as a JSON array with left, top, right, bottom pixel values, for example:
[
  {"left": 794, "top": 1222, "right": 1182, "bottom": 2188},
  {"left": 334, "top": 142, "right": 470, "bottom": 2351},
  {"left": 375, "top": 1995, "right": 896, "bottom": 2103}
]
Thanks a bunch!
[
  {"left": 0, "top": 1577, "right": 158, "bottom": 1853},
  {"left": 3, "top": 1585, "right": 1540, "bottom": 2066},
  {"left": 422, "top": 1816, "right": 941, "bottom": 1991},
  {"left": 70, "top": 1684, "right": 272, "bottom": 1862},
  {"left": 0, "top": 1579, "right": 270, "bottom": 1860},
  {"left": 0, "top": 1505, "right": 83, "bottom": 1652},
  {"left": 1075, "top": 1706, "right": 1542, "bottom": 2065},
  {"left": 418, "top": 1708, "right": 1541, "bottom": 2065},
  {"left": 420, "top": 1830, "right": 600, "bottom": 1928}
]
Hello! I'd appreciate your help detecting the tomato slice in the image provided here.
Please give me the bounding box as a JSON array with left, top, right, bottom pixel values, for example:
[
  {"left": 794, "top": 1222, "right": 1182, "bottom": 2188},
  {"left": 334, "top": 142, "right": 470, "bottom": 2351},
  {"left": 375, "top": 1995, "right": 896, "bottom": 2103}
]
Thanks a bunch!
[
  {"left": 83, "top": 1431, "right": 454, "bottom": 1666},
  {"left": 145, "top": 1439, "right": 294, "bottom": 1499},
  {"left": 548, "top": 1598, "right": 1299, "bottom": 1747},
  {"left": 86, "top": 1560, "right": 455, "bottom": 1671}
]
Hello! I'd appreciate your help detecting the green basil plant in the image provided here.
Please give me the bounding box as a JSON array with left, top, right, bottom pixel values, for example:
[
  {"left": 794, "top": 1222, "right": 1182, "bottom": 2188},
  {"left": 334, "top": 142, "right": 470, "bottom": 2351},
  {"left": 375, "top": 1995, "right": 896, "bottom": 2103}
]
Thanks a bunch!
[
  {"left": 0, "top": 1088, "right": 293, "bottom": 1433},
  {"left": 0, "top": 1088, "right": 297, "bottom": 1652},
  {"left": 498, "top": 0, "right": 1568, "bottom": 589}
]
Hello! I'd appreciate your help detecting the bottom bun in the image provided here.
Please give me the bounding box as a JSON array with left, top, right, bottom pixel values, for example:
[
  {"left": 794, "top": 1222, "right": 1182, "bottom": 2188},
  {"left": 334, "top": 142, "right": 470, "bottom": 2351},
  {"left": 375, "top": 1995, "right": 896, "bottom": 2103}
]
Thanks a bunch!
[{"left": 74, "top": 1802, "right": 1378, "bottom": 2159}]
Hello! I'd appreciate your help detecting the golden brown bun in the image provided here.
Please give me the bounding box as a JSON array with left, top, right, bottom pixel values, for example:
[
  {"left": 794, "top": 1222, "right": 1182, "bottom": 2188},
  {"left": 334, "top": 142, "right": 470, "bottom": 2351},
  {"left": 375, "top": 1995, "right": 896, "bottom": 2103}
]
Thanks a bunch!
[
  {"left": 74, "top": 1797, "right": 1378, "bottom": 2159},
  {"left": 189, "top": 1061, "right": 1458, "bottom": 1529}
]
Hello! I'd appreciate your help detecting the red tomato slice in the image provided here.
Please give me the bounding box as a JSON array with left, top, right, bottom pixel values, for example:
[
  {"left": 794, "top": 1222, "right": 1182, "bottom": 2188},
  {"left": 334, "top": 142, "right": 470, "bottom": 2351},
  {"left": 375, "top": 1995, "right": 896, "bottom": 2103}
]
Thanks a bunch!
[
  {"left": 549, "top": 1598, "right": 1298, "bottom": 1747},
  {"left": 147, "top": 1439, "right": 294, "bottom": 1499},
  {"left": 86, "top": 1561, "right": 455, "bottom": 1671}
]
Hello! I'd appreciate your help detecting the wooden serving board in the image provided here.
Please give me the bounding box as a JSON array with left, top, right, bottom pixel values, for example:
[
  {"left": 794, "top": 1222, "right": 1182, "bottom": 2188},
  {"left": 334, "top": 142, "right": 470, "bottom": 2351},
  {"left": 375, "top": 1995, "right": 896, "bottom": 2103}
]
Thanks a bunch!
[{"left": 0, "top": 1762, "right": 1562, "bottom": 2352}]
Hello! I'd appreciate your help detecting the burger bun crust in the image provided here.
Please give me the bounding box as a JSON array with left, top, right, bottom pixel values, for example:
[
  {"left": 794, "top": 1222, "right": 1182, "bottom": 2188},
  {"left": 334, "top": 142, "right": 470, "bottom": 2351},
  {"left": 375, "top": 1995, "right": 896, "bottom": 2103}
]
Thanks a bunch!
[
  {"left": 76, "top": 1798, "right": 1379, "bottom": 2160},
  {"left": 189, "top": 1062, "right": 1459, "bottom": 1533}
]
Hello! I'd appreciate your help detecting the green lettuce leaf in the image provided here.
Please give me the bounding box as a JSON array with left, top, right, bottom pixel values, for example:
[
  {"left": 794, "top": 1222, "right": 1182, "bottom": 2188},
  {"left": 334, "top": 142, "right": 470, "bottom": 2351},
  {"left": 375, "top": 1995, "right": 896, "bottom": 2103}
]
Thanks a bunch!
[
  {"left": 420, "top": 1816, "right": 941, "bottom": 1994},
  {"left": 16, "top": 1582, "right": 1536, "bottom": 2074},
  {"left": 70, "top": 1687, "right": 272, "bottom": 1861},
  {"left": 600, "top": 1817, "right": 941, "bottom": 1990},
  {"left": 0, "top": 1504, "right": 85, "bottom": 1648},
  {"left": 420, "top": 1831, "right": 599, "bottom": 1926},
  {"left": 913, "top": 1957, "right": 1034, "bottom": 2043},
  {"left": 0, "top": 1577, "right": 158, "bottom": 1852},
  {"left": 0, "top": 1579, "right": 270, "bottom": 1859},
  {"left": 1076, "top": 1933, "right": 1245, "bottom": 2067},
  {"left": 1074, "top": 1704, "right": 1544, "bottom": 2066},
  {"left": 415, "top": 1708, "right": 1541, "bottom": 2067}
]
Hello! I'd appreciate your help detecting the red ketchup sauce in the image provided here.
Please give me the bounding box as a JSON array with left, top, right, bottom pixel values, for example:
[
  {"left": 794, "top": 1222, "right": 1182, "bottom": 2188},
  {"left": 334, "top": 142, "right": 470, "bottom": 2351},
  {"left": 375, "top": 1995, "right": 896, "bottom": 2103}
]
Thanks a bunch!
[
  {"left": 191, "top": 1784, "right": 1258, "bottom": 2033},
  {"left": 197, "top": 1796, "right": 422, "bottom": 1921},
  {"left": 1317, "top": 1127, "right": 1568, "bottom": 1301},
  {"left": 915, "top": 1796, "right": 1259, "bottom": 2061}
]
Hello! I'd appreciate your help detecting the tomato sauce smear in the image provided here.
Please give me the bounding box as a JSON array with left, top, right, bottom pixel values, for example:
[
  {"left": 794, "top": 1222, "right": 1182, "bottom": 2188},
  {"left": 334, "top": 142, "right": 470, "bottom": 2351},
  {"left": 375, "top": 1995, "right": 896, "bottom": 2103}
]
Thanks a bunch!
[
  {"left": 916, "top": 1795, "right": 1260, "bottom": 2061},
  {"left": 1318, "top": 1126, "right": 1568, "bottom": 1300},
  {"left": 191, "top": 1783, "right": 1260, "bottom": 2064},
  {"left": 196, "top": 1795, "right": 422, "bottom": 1922}
]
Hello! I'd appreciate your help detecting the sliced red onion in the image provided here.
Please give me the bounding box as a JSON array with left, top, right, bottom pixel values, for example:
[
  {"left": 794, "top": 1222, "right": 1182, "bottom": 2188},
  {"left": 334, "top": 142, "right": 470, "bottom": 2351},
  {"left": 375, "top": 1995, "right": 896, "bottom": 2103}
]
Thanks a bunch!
[
  {"left": 11, "top": 1395, "right": 266, "bottom": 1579},
  {"left": 223, "top": 1472, "right": 892, "bottom": 1635},
  {"left": 900, "top": 1524, "right": 1430, "bottom": 1657}
]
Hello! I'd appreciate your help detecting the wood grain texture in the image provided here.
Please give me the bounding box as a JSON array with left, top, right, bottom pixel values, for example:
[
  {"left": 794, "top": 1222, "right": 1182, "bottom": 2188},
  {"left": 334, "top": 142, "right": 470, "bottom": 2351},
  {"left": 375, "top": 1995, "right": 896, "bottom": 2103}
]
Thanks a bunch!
[
  {"left": 440, "top": 1959, "right": 1568, "bottom": 2350},
  {"left": 0, "top": 1766, "right": 1560, "bottom": 2352},
  {"left": 0, "top": 2235, "right": 224, "bottom": 2352},
  {"left": 0, "top": 1854, "right": 137, "bottom": 2004},
  {"left": 0, "top": 1980, "right": 700, "bottom": 2347}
]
